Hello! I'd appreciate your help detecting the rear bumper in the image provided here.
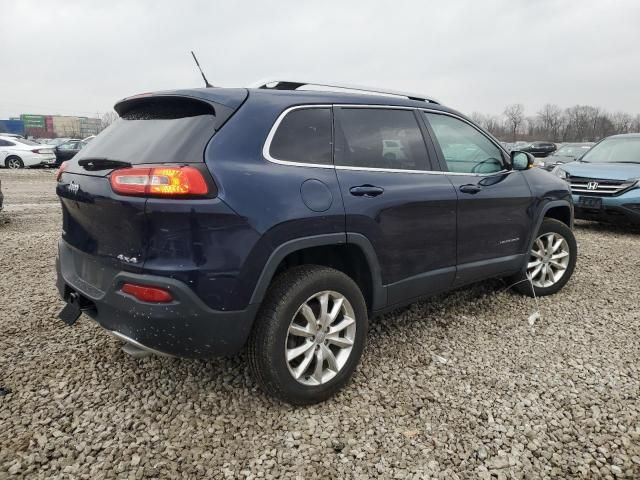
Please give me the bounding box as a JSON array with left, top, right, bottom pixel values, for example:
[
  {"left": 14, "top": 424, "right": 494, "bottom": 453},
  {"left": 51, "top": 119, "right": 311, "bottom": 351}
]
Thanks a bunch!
[
  {"left": 37, "top": 155, "right": 57, "bottom": 166},
  {"left": 56, "top": 240, "right": 258, "bottom": 358}
]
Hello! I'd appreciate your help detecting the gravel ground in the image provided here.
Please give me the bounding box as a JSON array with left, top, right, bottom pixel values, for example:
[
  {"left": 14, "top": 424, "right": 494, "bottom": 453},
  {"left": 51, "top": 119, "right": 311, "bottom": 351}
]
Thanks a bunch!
[{"left": 1, "top": 169, "right": 639, "bottom": 479}]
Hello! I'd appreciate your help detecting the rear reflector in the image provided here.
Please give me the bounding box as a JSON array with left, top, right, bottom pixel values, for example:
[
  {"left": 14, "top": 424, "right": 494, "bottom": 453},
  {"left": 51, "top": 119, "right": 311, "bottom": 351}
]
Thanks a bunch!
[
  {"left": 121, "top": 283, "right": 173, "bottom": 303},
  {"left": 110, "top": 166, "right": 208, "bottom": 197}
]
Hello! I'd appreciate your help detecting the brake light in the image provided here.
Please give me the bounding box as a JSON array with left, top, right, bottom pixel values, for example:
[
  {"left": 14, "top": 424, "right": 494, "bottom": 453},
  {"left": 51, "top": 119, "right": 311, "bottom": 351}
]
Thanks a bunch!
[
  {"left": 121, "top": 283, "right": 173, "bottom": 303},
  {"left": 55, "top": 161, "right": 69, "bottom": 181},
  {"left": 110, "top": 166, "right": 208, "bottom": 197}
]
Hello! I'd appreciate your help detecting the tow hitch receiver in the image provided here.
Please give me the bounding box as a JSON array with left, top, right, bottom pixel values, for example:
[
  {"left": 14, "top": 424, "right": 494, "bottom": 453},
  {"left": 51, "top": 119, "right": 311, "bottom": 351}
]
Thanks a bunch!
[{"left": 59, "top": 292, "right": 83, "bottom": 326}]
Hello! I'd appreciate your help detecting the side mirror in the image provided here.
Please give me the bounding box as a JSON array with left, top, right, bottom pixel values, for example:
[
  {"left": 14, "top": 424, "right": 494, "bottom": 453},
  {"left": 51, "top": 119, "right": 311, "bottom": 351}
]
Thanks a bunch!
[{"left": 511, "top": 151, "right": 534, "bottom": 171}]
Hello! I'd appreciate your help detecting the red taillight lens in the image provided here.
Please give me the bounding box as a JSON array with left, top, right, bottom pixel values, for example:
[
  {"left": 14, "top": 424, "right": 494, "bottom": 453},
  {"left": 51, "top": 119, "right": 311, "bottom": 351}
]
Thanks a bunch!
[
  {"left": 110, "top": 166, "right": 209, "bottom": 197},
  {"left": 55, "top": 161, "right": 69, "bottom": 181},
  {"left": 121, "top": 283, "right": 173, "bottom": 303}
]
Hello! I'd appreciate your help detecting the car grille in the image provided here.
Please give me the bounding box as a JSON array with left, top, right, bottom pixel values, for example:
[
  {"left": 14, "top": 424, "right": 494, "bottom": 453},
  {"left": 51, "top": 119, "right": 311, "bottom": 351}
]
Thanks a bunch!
[{"left": 569, "top": 176, "right": 634, "bottom": 196}]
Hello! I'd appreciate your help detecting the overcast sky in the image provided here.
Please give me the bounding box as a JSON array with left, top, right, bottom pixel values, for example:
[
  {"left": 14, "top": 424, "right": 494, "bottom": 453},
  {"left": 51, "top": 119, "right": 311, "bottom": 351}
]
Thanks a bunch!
[{"left": 1, "top": 0, "right": 639, "bottom": 120}]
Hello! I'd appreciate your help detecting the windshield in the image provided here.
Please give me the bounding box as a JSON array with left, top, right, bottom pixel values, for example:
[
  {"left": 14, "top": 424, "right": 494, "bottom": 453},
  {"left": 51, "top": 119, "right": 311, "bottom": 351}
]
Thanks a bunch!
[
  {"left": 555, "top": 144, "right": 592, "bottom": 156},
  {"left": 14, "top": 138, "right": 40, "bottom": 146},
  {"left": 581, "top": 137, "right": 640, "bottom": 163}
]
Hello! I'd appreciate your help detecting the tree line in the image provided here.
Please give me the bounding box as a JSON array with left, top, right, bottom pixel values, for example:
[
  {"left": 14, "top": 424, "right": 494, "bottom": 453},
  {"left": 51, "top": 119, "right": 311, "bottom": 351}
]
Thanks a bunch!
[{"left": 471, "top": 104, "right": 640, "bottom": 143}]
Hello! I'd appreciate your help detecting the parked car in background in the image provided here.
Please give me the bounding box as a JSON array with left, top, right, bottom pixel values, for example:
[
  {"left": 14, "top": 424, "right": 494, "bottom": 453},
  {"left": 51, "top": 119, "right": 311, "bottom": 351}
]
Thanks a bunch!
[
  {"left": 541, "top": 143, "right": 594, "bottom": 171},
  {"left": 55, "top": 80, "right": 577, "bottom": 404},
  {"left": 522, "top": 141, "right": 557, "bottom": 157},
  {"left": 0, "top": 133, "right": 25, "bottom": 139},
  {"left": 82, "top": 135, "right": 96, "bottom": 143},
  {"left": 553, "top": 133, "right": 640, "bottom": 225},
  {"left": 47, "top": 138, "right": 74, "bottom": 147},
  {"left": 54, "top": 139, "right": 86, "bottom": 165},
  {"left": 0, "top": 135, "right": 56, "bottom": 168}
]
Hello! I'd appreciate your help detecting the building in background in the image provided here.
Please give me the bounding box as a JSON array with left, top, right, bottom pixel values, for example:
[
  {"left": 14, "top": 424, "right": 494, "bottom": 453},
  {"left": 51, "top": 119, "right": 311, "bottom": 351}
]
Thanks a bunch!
[
  {"left": 0, "top": 119, "right": 25, "bottom": 135},
  {"left": 45, "top": 115, "right": 53, "bottom": 134},
  {"left": 20, "top": 114, "right": 47, "bottom": 138},
  {"left": 11, "top": 113, "right": 102, "bottom": 138},
  {"left": 80, "top": 117, "right": 101, "bottom": 137}
]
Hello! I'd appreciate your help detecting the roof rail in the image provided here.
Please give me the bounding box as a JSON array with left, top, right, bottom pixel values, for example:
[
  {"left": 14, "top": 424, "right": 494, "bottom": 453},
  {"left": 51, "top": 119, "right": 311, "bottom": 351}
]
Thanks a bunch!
[{"left": 248, "top": 79, "right": 440, "bottom": 104}]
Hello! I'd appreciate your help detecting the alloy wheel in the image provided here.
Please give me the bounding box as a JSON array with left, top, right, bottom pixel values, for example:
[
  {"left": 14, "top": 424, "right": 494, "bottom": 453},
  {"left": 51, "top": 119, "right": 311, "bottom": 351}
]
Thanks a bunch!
[
  {"left": 7, "top": 158, "right": 21, "bottom": 169},
  {"left": 527, "top": 232, "right": 570, "bottom": 288},
  {"left": 285, "top": 290, "right": 356, "bottom": 386}
]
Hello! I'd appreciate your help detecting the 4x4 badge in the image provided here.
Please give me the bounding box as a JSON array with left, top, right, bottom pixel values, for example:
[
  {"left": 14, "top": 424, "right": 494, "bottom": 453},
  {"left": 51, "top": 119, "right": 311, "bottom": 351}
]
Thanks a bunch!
[{"left": 67, "top": 181, "right": 79, "bottom": 194}]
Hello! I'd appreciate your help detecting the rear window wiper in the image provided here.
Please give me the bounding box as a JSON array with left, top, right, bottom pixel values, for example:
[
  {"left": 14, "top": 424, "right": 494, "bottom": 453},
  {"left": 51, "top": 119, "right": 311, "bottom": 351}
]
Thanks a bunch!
[{"left": 77, "top": 158, "right": 132, "bottom": 171}]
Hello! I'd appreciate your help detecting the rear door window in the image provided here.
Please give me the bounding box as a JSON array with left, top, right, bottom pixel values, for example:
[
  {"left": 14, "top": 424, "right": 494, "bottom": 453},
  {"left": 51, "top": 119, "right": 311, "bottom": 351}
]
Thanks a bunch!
[
  {"left": 268, "top": 108, "right": 332, "bottom": 165},
  {"left": 336, "top": 108, "right": 430, "bottom": 171}
]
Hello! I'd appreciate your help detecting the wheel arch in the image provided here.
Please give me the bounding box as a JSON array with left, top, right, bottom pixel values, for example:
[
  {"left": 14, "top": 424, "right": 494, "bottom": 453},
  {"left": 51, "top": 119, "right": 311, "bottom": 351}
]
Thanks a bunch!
[
  {"left": 526, "top": 199, "right": 573, "bottom": 255},
  {"left": 250, "top": 233, "right": 385, "bottom": 312}
]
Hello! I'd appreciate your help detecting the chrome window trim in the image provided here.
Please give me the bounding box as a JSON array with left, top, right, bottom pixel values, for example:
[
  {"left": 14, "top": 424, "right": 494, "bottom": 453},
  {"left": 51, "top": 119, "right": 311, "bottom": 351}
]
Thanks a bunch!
[
  {"left": 263, "top": 104, "right": 512, "bottom": 177},
  {"left": 262, "top": 104, "right": 334, "bottom": 169}
]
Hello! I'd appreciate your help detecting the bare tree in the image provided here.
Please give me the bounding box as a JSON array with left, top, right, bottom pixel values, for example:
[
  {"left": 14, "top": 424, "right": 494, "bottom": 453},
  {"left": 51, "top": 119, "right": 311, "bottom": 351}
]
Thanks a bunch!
[
  {"left": 100, "top": 111, "right": 119, "bottom": 132},
  {"left": 469, "top": 103, "right": 639, "bottom": 143},
  {"left": 565, "top": 106, "right": 591, "bottom": 141},
  {"left": 611, "top": 112, "right": 633, "bottom": 134},
  {"left": 537, "top": 104, "right": 563, "bottom": 142},
  {"left": 503, "top": 104, "right": 525, "bottom": 141}
]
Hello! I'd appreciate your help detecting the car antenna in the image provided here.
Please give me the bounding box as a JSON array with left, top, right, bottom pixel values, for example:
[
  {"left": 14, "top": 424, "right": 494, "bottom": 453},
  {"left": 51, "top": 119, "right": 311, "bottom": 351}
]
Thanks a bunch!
[{"left": 190, "top": 51, "right": 214, "bottom": 88}]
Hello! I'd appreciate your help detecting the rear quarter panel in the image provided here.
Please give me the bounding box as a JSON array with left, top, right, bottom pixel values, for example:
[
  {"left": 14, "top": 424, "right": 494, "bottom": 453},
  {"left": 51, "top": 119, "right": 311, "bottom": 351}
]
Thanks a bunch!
[{"left": 202, "top": 96, "right": 345, "bottom": 310}]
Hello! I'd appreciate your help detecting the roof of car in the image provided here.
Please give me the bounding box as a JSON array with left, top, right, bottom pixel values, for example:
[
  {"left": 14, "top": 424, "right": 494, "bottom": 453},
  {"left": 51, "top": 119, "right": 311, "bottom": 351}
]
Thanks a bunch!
[
  {"left": 608, "top": 133, "right": 640, "bottom": 139},
  {"left": 117, "top": 86, "right": 459, "bottom": 118}
]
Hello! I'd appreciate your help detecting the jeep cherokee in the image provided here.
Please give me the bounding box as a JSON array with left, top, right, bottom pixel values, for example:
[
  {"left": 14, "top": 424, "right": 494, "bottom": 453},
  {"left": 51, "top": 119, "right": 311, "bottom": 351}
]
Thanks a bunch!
[{"left": 56, "top": 80, "right": 577, "bottom": 404}]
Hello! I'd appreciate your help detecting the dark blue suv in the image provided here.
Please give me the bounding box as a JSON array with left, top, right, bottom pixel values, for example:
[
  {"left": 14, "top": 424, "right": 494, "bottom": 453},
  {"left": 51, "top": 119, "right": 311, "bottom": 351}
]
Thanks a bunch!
[{"left": 56, "top": 81, "right": 577, "bottom": 404}]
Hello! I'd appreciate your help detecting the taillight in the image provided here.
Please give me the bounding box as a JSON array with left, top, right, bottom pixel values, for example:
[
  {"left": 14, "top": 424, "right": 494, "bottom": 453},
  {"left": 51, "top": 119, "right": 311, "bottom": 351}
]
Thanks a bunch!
[
  {"left": 110, "top": 166, "right": 209, "bottom": 197},
  {"left": 55, "top": 161, "right": 69, "bottom": 181},
  {"left": 121, "top": 283, "right": 173, "bottom": 303}
]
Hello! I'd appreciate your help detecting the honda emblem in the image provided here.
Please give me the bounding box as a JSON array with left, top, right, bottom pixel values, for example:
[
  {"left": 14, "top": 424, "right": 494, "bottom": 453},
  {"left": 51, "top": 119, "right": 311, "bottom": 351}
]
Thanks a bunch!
[{"left": 587, "top": 181, "right": 599, "bottom": 190}]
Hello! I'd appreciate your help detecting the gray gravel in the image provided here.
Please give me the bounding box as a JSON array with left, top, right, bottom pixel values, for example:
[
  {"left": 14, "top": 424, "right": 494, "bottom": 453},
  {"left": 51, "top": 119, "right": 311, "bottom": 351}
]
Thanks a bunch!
[{"left": 1, "top": 169, "right": 639, "bottom": 479}]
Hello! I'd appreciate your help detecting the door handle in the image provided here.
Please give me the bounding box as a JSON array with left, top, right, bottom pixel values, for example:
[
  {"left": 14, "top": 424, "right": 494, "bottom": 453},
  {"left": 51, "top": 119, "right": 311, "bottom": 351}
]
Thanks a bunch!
[
  {"left": 349, "top": 185, "right": 384, "bottom": 197},
  {"left": 459, "top": 184, "right": 481, "bottom": 194}
]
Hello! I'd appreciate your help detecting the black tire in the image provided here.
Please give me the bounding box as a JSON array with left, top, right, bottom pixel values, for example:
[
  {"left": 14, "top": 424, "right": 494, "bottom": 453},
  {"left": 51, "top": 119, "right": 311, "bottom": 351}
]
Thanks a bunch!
[
  {"left": 5, "top": 156, "right": 24, "bottom": 169},
  {"left": 511, "top": 218, "right": 577, "bottom": 297},
  {"left": 248, "top": 265, "right": 368, "bottom": 405}
]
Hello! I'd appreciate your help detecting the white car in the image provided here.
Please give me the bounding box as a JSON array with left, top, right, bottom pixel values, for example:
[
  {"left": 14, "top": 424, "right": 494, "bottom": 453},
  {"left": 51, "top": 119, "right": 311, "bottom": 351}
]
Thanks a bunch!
[{"left": 0, "top": 135, "right": 57, "bottom": 168}]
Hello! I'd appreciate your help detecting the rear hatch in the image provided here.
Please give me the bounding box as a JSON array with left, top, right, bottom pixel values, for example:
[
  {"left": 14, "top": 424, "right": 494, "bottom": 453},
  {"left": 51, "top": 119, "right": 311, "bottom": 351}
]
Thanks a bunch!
[{"left": 56, "top": 89, "right": 247, "bottom": 285}]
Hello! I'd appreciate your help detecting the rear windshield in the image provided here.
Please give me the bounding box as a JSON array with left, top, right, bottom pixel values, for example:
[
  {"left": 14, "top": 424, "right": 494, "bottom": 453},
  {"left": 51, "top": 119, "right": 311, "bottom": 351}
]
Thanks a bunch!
[{"left": 74, "top": 98, "right": 218, "bottom": 165}]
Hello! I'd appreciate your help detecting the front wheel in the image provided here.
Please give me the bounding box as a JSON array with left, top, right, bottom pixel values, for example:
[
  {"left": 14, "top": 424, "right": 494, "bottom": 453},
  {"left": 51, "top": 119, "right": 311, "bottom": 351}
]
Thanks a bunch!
[
  {"left": 248, "top": 265, "right": 368, "bottom": 405},
  {"left": 511, "top": 218, "right": 577, "bottom": 297}
]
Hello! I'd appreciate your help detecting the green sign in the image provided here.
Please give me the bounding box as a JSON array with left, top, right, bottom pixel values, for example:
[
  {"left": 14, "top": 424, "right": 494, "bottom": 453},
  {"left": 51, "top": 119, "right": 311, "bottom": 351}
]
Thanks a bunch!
[{"left": 20, "top": 114, "right": 45, "bottom": 128}]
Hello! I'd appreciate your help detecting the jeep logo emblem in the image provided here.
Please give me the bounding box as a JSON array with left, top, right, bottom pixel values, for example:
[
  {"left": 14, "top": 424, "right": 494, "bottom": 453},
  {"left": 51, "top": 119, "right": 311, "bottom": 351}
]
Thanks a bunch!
[{"left": 587, "top": 181, "right": 599, "bottom": 190}]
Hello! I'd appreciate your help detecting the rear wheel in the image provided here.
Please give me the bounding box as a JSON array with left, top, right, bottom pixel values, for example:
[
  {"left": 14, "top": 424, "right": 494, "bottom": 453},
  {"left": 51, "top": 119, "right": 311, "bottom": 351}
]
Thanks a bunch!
[
  {"left": 248, "top": 265, "right": 368, "bottom": 405},
  {"left": 512, "top": 218, "right": 577, "bottom": 297},
  {"left": 5, "top": 156, "right": 24, "bottom": 169}
]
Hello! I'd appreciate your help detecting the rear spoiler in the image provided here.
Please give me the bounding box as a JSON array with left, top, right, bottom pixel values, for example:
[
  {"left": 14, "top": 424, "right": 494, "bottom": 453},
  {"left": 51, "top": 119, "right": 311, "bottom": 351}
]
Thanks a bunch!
[{"left": 114, "top": 89, "right": 249, "bottom": 129}]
